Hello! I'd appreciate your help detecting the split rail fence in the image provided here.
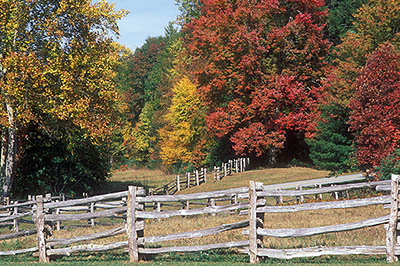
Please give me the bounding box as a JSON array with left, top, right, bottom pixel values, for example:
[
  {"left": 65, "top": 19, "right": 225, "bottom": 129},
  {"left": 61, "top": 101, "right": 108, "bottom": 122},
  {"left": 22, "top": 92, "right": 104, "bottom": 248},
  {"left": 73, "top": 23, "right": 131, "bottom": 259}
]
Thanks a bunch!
[
  {"left": 150, "top": 157, "right": 250, "bottom": 195},
  {"left": 1, "top": 175, "right": 400, "bottom": 263}
]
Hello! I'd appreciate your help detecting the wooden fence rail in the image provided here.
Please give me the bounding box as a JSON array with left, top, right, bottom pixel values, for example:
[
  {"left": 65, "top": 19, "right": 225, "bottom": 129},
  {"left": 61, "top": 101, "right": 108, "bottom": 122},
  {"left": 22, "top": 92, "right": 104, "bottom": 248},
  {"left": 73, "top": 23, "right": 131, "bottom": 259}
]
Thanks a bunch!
[
  {"left": 247, "top": 175, "right": 399, "bottom": 263},
  {"left": 0, "top": 176, "right": 398, "bottom": 263}
]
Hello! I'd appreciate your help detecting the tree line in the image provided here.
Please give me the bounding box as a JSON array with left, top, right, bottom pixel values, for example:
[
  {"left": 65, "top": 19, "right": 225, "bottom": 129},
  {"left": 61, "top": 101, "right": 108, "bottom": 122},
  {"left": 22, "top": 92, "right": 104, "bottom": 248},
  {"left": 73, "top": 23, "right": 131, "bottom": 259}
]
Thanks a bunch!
[{"left": 0, "top": 0, "right": 399, "bottom": 197}]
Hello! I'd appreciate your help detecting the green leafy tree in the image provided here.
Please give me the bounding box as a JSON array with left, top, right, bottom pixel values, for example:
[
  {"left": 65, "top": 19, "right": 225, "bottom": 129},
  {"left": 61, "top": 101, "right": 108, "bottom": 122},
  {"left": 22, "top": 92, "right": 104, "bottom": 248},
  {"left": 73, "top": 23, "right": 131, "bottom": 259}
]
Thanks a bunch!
[
  {"left": 14, "top": 124, "right": 110, "bottom": 196},
  {"left": 125, "top": 26, "right": 181, "bottom": 167},
  {"left": 375, "top": 149, "right": 400, "bottom": 180},
  {"left": 175, "top": 0, "right": 202, "bottom": 25}
]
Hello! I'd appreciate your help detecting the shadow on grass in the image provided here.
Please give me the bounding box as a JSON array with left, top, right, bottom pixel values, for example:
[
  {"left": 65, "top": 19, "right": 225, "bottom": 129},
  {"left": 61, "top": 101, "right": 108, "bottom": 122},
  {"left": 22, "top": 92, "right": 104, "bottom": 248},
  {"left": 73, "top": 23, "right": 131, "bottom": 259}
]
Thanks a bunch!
[{"left": 93, "top": 180, "right": 151, "bottom": 195}]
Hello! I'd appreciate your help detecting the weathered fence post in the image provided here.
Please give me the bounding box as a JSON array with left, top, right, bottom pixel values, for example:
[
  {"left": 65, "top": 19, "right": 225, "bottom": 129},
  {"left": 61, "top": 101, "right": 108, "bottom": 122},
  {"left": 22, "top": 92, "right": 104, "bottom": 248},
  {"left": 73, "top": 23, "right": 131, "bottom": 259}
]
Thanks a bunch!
[
  {"left": 334, "top": 185, "right": 339, "bottom": 200},
  {"left": 210, "top": 198, "right": 216, "bottom": 217},
  {"left": 157, "top": 202, "right": 161, "bottom": 222},
  {"left": 235, "top": 159, "right": 239, "bottom": 173},
  {"left": 296, "top": 186, "right": 300, "bottom": 203},
  {"left": 36, "top": 195, "right": 49, "bottom": 262},
  {"left": 204, "top": 168, "right": 207, "bottom": 183},
  {"left": 300, "top": 186, "right": 304, "bottom": 203},
  {"left": 13, "top": 201, "right": 18, "bottom": 232},
  {"left": 224, "top": 163, "right": 227, "bottom": 177},
  {"left": 55, "top": 200, "right": 61, "bottom": 231},
  {"left": 5, "top": 197, "right": 11, "bottom": 230},
  {"left": 187, "top": 172, "right": 190, "bottom": 188},
  {"left": 213, "top": 166, "right": 217, "bottom": 181},
  {"left": 387, "top": 174, "right": 400, "bottom": 262},
  {"left": 249, "top": 181, "right": 264, "bottom": 263},
  {"left": 127, "top": 186, "right": 140, "bottom": 262},
  {"left": 318, "top": 184, "right": 323, "bottom": 200},
  {"left": 195, "top": 170, "right": 200, "bottom": 186},
  {"left": 314, "top": 184, "right": 322, "bottom": 200},
  {"left": 90, "top": 202, "right": 95, "bottom": 227},
  {"left": 274, "top": 189, "right": 280, "bottom": 205},
  {"left": 176, "top": 175, "right": 181, "bottom": 192}
]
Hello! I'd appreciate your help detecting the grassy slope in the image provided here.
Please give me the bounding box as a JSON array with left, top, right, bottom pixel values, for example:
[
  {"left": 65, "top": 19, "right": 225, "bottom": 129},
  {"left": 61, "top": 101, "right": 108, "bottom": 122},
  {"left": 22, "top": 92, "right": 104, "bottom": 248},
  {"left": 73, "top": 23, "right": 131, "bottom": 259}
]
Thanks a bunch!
[
  {"left": 106, "top": 166, "right": 330, "bottom": 194},
  {"left": 179, "top": 167, "right": 331, "bottom": 194}
]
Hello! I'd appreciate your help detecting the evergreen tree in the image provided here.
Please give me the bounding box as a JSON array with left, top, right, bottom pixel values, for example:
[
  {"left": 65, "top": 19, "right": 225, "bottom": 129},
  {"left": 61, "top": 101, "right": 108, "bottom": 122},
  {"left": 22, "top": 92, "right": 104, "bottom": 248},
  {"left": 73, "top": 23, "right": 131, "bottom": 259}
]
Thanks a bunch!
[
  {"left": 307, "top": 104, "right": 354, "bottom": 173},
  {"left": 325, "top": 0, "right": 367, "bottom": 45}
]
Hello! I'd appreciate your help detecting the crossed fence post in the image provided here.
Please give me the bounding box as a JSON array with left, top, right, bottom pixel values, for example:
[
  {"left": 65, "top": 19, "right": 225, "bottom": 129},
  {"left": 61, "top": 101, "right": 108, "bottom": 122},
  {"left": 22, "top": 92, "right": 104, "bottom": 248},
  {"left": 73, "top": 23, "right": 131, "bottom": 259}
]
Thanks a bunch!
[
  {"left": 249, "top": 181, "right": 264, "bottom": 263},
  {"left": 387, "top": 174, "right": 400, "bottom": 262}
]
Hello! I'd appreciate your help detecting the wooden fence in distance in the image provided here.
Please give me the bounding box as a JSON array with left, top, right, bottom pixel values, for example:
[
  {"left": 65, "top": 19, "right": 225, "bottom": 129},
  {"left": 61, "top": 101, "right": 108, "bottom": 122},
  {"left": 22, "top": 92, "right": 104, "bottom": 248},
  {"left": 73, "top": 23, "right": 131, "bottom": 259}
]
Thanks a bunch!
[
  {"left": 0, "top": 177, "right": 398, "bottom": 263},
  {"left": 151, "top": 157, "right": 250, "bottom": 195}
]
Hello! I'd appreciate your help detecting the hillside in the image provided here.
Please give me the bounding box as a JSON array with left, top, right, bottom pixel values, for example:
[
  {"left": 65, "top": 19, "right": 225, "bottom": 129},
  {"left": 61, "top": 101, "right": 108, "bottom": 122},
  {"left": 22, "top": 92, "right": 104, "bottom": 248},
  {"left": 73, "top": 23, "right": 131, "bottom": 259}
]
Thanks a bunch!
[
  {"left": 178, "top": 167, "right": 331, "bottom": 194},
  {"left": 108, "top": 167, "right": 331, "bottom": 194}
]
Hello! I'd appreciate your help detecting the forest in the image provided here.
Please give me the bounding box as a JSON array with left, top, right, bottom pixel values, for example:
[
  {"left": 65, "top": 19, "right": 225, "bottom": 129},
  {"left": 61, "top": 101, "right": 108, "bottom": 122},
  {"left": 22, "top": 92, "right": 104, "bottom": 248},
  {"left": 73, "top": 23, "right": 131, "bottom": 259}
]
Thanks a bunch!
[{"left": 0, "top": 0, "right": 399, "bottom": 197}]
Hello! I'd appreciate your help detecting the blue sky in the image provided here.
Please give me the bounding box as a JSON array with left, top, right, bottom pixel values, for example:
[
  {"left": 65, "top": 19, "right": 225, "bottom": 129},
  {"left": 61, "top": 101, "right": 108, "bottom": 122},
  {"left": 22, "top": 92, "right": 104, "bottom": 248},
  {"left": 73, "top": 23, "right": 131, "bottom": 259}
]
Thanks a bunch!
[{"left": 108, "top": 0, "right": 180, "bottom": 52}]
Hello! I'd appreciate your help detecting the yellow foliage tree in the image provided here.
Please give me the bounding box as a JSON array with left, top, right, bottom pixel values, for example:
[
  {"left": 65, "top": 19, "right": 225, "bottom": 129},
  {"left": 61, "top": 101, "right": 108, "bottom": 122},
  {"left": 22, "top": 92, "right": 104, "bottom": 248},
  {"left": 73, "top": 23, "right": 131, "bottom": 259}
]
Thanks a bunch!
[
  {"left": 0, "top": 0, "right": 126, "bottom": 196},
  {"left": 159, "top": 76, "right": 202, "bottom": 166}
]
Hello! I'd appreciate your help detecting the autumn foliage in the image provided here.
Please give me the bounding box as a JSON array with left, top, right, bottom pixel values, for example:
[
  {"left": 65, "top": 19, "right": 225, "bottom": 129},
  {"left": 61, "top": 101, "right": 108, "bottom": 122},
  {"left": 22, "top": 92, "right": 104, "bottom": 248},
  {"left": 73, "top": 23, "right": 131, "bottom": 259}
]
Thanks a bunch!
[
  {"left": 350, "top": 43, "right": 400, "bottom": 169},
  {"left": 3, "top": 0, "right": 400, "bottom": 196},
  {"left": 0, "top": 0, "right": 127, "bottom": 195},
  {"left": 159, "top": 76, "right": 202, "bottom": 165},
  {"left": 186, "top": 0, "right": 330, "bottom": 159}
]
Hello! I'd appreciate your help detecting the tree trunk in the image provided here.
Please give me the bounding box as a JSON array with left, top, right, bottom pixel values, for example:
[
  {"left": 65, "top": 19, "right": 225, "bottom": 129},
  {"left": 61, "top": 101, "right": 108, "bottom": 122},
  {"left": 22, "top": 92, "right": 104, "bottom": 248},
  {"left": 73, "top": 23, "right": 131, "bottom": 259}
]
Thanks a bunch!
[
  {"left": 268, "top": 147, "right": 277, "bottom": 167},
  {"left": 1, "top": 128, "right": 7, "bottom": 180},
  {"left": 2, "top": 101, "right": 17, "bottom": 197}
]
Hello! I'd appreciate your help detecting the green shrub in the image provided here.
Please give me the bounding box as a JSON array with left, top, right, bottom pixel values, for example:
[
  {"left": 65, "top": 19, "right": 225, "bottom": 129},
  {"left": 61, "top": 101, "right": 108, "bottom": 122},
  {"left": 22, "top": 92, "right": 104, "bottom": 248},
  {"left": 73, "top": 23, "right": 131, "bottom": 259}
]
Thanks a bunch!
[
  {"left": 13, "top": 124, "right": 110, "bottom": 197},
  {"left": 375, "top": 149, "right": 400, "bottom": 180}
]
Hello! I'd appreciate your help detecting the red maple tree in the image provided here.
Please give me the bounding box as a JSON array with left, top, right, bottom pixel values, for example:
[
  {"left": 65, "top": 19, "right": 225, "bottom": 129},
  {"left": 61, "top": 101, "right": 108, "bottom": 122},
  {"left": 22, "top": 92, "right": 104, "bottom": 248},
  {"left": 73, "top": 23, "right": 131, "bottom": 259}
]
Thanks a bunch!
[
  {"left": 350, "top": 43, "right": 400, "bottom": 169},
  {"left": 186, "top": 0, "right": 330, "bottom": 158}
]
